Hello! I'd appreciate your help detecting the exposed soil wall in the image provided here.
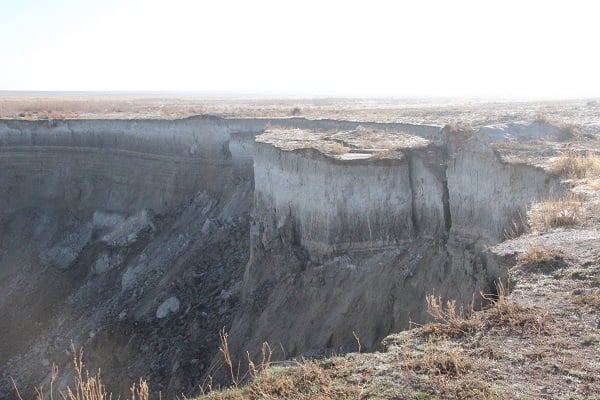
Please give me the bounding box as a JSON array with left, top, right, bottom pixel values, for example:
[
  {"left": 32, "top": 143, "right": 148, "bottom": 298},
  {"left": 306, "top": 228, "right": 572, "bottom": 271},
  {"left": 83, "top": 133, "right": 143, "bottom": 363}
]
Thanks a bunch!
[
  {"left": 231, "top": 127, "right": 561, "bottom": 362},
  {"left": 0, "top": 117, "right": 560, "bottom": 399}
]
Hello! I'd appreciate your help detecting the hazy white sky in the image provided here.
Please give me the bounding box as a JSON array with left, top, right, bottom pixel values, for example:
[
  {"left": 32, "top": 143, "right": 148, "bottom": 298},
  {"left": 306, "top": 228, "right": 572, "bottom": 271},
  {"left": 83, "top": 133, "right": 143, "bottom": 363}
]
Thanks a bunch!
[{"left": 1, "top": 0, "right": 599, "bottom": 97}]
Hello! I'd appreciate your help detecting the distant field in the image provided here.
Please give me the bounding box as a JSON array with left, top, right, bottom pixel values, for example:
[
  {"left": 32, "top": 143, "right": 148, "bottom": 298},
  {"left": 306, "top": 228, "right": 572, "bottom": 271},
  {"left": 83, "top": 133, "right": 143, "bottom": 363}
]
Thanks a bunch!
[{"left": 1, "top": 92, "right": 600, "bottom": 126}]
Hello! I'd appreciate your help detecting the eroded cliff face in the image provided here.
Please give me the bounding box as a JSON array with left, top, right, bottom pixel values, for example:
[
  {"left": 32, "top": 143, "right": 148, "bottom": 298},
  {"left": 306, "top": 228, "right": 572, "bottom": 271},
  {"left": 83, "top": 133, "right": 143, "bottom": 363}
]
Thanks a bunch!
[
  {"left": 0, "top": 117, "right": 562, "bottom": 398},
  {"left": 230, "top": 126, "right": 562, "bottom": 360},
  {"left": 0, "top": 117, "right": 440, "bottom": 398},
  {"left": 446, "top": 135, "right": 560, "bottom": 244},
  {"left": 0, "top": 118, "right": 254, "bottom": 398},
  {"left": 253, "top": 146, "right": 414, "bottom": 259}
]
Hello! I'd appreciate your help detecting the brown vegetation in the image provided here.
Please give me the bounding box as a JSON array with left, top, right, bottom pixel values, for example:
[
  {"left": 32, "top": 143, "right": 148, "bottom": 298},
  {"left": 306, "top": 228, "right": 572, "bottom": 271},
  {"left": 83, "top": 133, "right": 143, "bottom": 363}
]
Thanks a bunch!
[
  {"left": 518, "top": 241, "right": 564, "bottom": 269},
  {"left": 11, "top": 350, "right": 148, "bottom": 400},
  {"left": 528, "top": 194, "right": 582, "bottom": 233},
  {"left": 549, "top": 150, "right": 600, "bottom": 179},
  {"left": 322, "top": 141, "right": 350, "bottom": 155}
]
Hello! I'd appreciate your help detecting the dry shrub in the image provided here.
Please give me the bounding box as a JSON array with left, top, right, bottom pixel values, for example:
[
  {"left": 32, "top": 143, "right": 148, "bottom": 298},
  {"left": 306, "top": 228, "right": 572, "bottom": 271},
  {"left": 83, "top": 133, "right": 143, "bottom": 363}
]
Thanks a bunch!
[
  {"left": 62, "top": 351, "right": 111, "bottom": 400},
  {"left": 219, "top": 330, "right": 242, "bottom": 388},
  {"left": 481, "top": 281, "right": 548, "bottom": 335},
  {"left": 243, "top": 362, "right": 343, "bottom": 400},
  {"left": 440, "top": 122, "right": 475, "bottom": 141},
  {"left": 549, "top": 150, "right": 600, "bottom": 179},
  {"left": 424, "top": 280, "right": 548, "bottom": 337},
  {"left": 483, "top": 281, "right": 513, "bottom": 320},
  {"left": 572, "top": 290, "right": 600, "bottom": 308},
  {"left": 322, "top": 141, "right": 350, "bottom": 155},
  {"left": 203, "top": 332, "right": 355, "bottom": 400},
  {"left": 402, "top": 339, "right": 468, "bottom": 376},
  {"left": 423, "top": 294, "right": 482, "bottom": 338},
  {"left": 11, "top": 349, "right": 148, "bottom": 400},
  {"left": 503, "top": 211, "right": 528, "bottom": 240},
  {"left": 558, "top": 123, "right": 580, "bottom": 140},
  {"left": 518, "top": 241, "right": 564, "bottom": 270},
  {"left": 528, "top": 194, "right": 582, "bottom": 232}
]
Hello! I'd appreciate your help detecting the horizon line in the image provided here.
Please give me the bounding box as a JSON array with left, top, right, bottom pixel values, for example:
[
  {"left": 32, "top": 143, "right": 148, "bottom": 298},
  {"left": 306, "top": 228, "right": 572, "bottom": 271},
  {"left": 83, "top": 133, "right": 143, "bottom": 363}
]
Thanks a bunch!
[{"left": 1, "top": 90, "right": 599, "bottom": 102}]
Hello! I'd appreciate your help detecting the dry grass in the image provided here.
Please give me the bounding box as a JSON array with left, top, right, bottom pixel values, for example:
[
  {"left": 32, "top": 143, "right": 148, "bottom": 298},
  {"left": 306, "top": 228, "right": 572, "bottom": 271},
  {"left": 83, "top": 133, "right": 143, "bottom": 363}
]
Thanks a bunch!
[
  {"left": 481, "top": 281, "right": 549, "bottom": 335},
  {"left": 518, "top": 241, "right": 564, "bottom": 269},
  {"left": 11, "top": 349, "right": 148, "bottom": 400},
  {"left": 549, "top": 150, "right": 600, "bottom": 179},
  {"left": 422, "top": 294, "right": 482, "bottom": 338},
  {"left": 571, "top": 290, "right": 600, "bottom": 308},
  {"left": 503, "top": 211, "right": 528, "bottom": 240},
  {"left": 423, "top": 280, "right": 548, "bottom": 339},
  {"left": 402, "top": 339, "right": 469, "bottom": 376},
  {"left": 440, "top": 122, "right": 475, "bottom": 142},
  {"left": 201, "top": 331, "right": 357, "bottom": 400},
  {"left": 198, "top": 277, "right": 557, "bottom": 399},
  {"left": 528, "top": 194, "right": 582, "bottom": 233},
  {"left": 322, "top": 141, "right": 350, "bottom": 155},
  {"left": 220, "top": 361, "right": 352, "bottom": 400},
  {"left": 204, "top": 330, "right": 470, "bottom": 400}
]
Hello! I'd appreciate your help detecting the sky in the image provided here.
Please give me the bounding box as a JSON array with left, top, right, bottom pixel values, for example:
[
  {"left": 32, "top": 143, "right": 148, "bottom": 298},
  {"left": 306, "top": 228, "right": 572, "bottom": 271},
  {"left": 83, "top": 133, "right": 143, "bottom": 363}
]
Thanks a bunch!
[{"left": 1, "top": 0, "right": 599, "bottom": 98}]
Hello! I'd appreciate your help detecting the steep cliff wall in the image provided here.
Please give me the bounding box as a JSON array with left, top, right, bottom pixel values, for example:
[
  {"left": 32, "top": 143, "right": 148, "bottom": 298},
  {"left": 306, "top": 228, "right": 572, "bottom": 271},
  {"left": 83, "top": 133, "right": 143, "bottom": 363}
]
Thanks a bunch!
[
  {"left": 250, "top": 127, "right": 560, "bottom": 264},
  {"left": 253, "top": 146, "right": 414, "bottom": 260},
  {"left": 0, "top": 117, "right": 563, "bottom": 398},
  {"left": 230, "top": 126, "right": 562, "bottom": 360},
  {"left": 0, "top": 117, "right": 441, "bottom": 398},
  {"left": 447, "top": 136, "right": 561, "bottom": 243},
  {"left": 0, "top": 118, "right": 438, "bottom": 216}
]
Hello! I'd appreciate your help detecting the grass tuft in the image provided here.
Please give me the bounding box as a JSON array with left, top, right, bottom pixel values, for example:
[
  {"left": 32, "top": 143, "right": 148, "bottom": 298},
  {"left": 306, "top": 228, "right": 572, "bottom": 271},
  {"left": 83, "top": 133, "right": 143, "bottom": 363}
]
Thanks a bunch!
[
  {"left": 572, "top": 290, "right": 600, "bottom": 308},
  {"left": 423, "top": 294, "right": 482, "bottom": 338},
  {"left": 322, "top": 141, "right": 350, "bottom": 155},
  {"left": 11, "top": 348, "right": 148, "bottom": 400},
  {"left": 481, "top": 281, "right": 549, "bottom": 335},
  {"left": 549, "top": 150, "right": 600, "bottom": 179},
  {"left": 402, "top": 339, "right": 469, "bottom": 376},
  {"left": 518, "top": 241, "right": 564, "bottom": 271},
  {"left": 201, "top": 358, "right": 358, "bottom": 400},
  {"left": 528, "top": 194, "right": 582, "bottom": 233}
]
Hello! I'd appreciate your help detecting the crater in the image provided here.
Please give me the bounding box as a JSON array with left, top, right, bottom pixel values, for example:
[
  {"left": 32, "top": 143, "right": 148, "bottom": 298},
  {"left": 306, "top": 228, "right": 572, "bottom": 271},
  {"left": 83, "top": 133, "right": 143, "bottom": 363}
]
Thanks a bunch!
[{"left": 0, "top": 117, "right": 563, "bottom": 398}]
